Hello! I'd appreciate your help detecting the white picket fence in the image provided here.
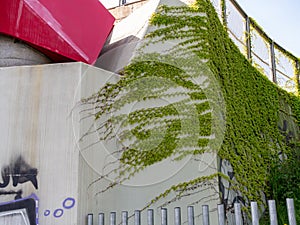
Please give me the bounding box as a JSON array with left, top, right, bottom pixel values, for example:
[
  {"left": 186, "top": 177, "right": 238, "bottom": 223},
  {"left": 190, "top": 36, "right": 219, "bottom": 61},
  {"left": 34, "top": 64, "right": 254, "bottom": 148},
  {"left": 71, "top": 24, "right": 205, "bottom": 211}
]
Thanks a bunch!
[{"left": 86, "top": 198, "right": 297, "bottom": 225}]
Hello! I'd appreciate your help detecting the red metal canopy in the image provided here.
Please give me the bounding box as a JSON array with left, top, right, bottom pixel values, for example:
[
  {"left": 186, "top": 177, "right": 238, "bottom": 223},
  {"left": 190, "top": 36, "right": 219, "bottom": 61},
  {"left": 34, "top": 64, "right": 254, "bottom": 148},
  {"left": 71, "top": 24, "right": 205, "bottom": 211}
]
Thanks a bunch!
[{"left": 0, "top": 0, "right": 115, "bottom": 64}]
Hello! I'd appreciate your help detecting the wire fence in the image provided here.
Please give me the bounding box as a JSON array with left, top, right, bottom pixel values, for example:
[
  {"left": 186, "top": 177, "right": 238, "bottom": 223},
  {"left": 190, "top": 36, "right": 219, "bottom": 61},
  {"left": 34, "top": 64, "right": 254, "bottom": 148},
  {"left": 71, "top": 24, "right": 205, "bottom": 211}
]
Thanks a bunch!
[
  {"left": 86, "top": 198, "right": 297, "bottom": 225},
  {"left": 214, "top": 0, "right": 299, "bottom": 94},
  {"left": 100, "top": 0, "right": 144, "bottom": 9},
  {"left": 102, "top": 0, "right": 300, "bottom": 94}
]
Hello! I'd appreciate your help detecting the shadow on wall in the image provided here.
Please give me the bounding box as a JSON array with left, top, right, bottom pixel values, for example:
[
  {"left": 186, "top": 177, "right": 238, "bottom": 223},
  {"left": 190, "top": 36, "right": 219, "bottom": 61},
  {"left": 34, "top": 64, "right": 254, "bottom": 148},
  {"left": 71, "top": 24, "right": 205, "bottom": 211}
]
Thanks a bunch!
[{"left": 95, "top": 35, "right": 140, "bottom": 73}]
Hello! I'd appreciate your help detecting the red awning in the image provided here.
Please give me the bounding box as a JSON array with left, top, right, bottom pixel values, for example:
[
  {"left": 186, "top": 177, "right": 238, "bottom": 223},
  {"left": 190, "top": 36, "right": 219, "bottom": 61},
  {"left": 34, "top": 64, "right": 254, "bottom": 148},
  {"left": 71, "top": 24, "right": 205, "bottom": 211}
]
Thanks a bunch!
[{"left": 0, "top": 0, "right": 115, "bottom": 64}]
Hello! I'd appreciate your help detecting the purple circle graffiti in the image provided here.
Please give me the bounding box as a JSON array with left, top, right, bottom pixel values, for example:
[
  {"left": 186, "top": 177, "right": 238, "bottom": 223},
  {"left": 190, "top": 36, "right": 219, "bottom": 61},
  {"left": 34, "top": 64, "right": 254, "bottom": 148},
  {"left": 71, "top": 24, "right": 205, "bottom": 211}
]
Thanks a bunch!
[
  {"left": 44, "top": 210, "right": 50, "bottom": 216},
  {"left": 53, "top": 208, "right": 64, "bottom": 218},
  {"left": 44, "top": 197, "right": 75, "bottom": 218},
  {"left": 63, "top": 197, "right": 75, "bottom": 209}
]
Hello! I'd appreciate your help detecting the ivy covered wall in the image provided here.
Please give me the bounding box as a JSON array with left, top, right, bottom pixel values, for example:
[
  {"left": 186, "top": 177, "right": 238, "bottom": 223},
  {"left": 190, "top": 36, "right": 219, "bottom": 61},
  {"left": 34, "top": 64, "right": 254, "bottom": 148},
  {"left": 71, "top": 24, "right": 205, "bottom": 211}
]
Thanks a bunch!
[{"left": 82, "top": 0, "right": 300, "bottom": 220}]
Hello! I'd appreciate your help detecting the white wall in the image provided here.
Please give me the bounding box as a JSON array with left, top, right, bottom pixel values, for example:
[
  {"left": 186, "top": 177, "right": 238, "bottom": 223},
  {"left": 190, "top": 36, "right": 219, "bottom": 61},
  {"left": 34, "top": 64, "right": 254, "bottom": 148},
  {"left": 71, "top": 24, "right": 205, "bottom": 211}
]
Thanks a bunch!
[{"left": 0, "top": 62, "right": 118, "bottom": 225}]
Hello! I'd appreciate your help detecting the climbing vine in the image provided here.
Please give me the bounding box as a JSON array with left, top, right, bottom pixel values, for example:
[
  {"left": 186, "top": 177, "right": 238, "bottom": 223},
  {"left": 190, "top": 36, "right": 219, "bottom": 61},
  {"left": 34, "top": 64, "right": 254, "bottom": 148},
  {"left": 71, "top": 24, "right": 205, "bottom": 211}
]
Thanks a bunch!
[{"left": 81, "top": 0, "right": 300, "bottom": 217}]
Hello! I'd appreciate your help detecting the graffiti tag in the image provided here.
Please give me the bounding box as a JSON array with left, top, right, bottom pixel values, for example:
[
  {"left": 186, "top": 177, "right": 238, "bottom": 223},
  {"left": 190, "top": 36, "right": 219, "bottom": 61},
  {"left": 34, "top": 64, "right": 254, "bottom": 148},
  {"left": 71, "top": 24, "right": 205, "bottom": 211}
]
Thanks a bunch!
[{"left": 0, "top": 156, "right": 38, "bottom": 190}]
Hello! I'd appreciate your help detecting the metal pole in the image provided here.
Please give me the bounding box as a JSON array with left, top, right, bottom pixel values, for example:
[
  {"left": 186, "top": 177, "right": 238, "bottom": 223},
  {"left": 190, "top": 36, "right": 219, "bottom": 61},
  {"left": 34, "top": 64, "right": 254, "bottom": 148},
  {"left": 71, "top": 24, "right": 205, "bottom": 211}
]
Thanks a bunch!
[
  {"left": 148, "top": 209, "right": 154, "bottom": 225},
  {"left": 88, "top": 214, "right": 94, "bottom": 225},
  {"left": 221, "top": 0, "right": 227, "bottom": 27},
  {"left": 245, "top": 16, "right": 252, "bottom": 60},
  {"left": 217, "top": 204, "right": 225, "bottom": 225},
  {"left": 135, "top": 210, "right": 141, "bottom": 225},
  {"left": 110, "top": 212, "right": 116, "bottom": 225},
  {"left": 268, "top": 200, "right": 278, "bottom": 225},
  {"left": 187, "top": 206, "right": 194, "bottom": 225},
  {"left": 202, "top": 205, "right": 210, "bottom": 225},
  {"left": 234, "top": 203, "right": 242, "bottom": 225},
  {"left": 119, "top": 0, "right": 126, "bottom": 6},
  {"left": 295, "top": 60, "right": 300, "bottom": 94},
  {"left": 286, "top": 198, "right": 297, "bottom": 225},
  {"left": 251, "top": 202, "right": 259, "bottom": 225},
  {"left": 270, "top": 41, "right": 277, "bottom": 84},
  {"left": 122, "top": 211, "right": 128, "bottom": 225},
  {"left": 174, "top": 207, "right": 181, "bottom": 225},
  {"left": 99, "top": 213, "right": 105, "bottom": 225},
  {"left": 161, "top": 208, "right": 167, "bottom": 225}
]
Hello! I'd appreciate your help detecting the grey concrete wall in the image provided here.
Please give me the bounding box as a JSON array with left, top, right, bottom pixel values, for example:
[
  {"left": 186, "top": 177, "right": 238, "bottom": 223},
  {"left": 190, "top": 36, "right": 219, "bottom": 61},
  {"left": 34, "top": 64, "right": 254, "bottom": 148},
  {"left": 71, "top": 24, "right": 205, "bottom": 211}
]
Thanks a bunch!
[
  {"left": 0, "top": 24, "right": 220, "bottom": 225},
  {"left": 96, "top": 0, "right": 192, "bottom": 73},
  {"left": 0, "top": 34, "right": 51, "bottom": 67},
  {"left": 0, "top": 62, "right": 117, "bottom": 225}
]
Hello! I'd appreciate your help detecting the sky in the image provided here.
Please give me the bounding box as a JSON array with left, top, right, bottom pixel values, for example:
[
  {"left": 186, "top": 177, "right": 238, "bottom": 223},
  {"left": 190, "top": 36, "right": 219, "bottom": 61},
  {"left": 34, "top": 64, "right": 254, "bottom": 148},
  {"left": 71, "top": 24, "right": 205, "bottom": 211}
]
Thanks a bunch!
[{"left": 235, "top": 0, "right": 300, "bottom": 57}]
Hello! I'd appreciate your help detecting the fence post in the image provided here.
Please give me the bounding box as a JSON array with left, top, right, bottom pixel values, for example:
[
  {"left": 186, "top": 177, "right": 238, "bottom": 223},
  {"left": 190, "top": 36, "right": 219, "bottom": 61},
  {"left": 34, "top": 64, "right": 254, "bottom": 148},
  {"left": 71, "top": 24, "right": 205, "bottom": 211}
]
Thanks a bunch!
[
  {"left": 88, "top": 214, "right": 94, "bottom": 225},
  {"left": 217, "top": 204, "right": 225, "bottom": 225},
  {"left": 221, "top": 0, "right": 227, "bottom": 27},
  {"left": 268, "top": 200, "right": 278, "bottom": 225},
  {"left": 110, "top": 212, "right": 116, "bottom": 225},
  {"left": 286, "top": 198, "right": 297, "bottom": 225},
  {"left": 174, "top": 207, "right": 181, "bottom": 225},
  {"left": 119, "top": 0, "right": 126, "bottom": 6},
  {"left": 250, "top": 202, "right": 259, "bottom": 225},
  {"left": 122, "top": 211, "right": 128, "bottom": 225},
  {"left": 234, "top": 203, "right": 242, "bottom": 225},
  {"left": 161, "top": 208, "right": 168, "bottom": 225},
  {"left": 187, "top": 206, "right": 195, "bottom": 225},
  {"left": 269, "top": 41, "right": 277, "bottom": 84},
  {"left": 135, "top": 210, "right": 141, "bottom": 225},
  {"left": 202, "top": 205, "right": 210, "bottom": 225},
  {"left": 295, "top": 60, "right": 300, "bottom": 94},
  {"left": 148, "top": 209, "right": 154, "bottom": 225},
  {"left": 245, "top": 16, "right": 252, "bottom": 60},
  {"left": 99, "top": 213, "right": 105, "bottom": 225}
]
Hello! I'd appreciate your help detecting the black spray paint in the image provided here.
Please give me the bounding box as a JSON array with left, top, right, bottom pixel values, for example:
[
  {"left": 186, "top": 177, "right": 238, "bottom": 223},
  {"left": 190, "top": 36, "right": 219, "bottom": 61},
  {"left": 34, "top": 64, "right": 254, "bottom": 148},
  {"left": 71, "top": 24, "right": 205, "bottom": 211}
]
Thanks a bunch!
[{"left": 0, "top": 156, "right": 38, "bottom": 190}]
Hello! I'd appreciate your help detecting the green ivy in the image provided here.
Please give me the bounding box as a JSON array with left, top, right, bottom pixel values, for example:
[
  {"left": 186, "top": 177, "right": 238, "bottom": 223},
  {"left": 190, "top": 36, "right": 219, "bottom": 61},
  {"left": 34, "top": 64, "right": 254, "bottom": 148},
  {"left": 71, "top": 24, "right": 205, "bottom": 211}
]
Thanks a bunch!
[{"left": 82, "top": 0, "right": 300, "bottom": 214}]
